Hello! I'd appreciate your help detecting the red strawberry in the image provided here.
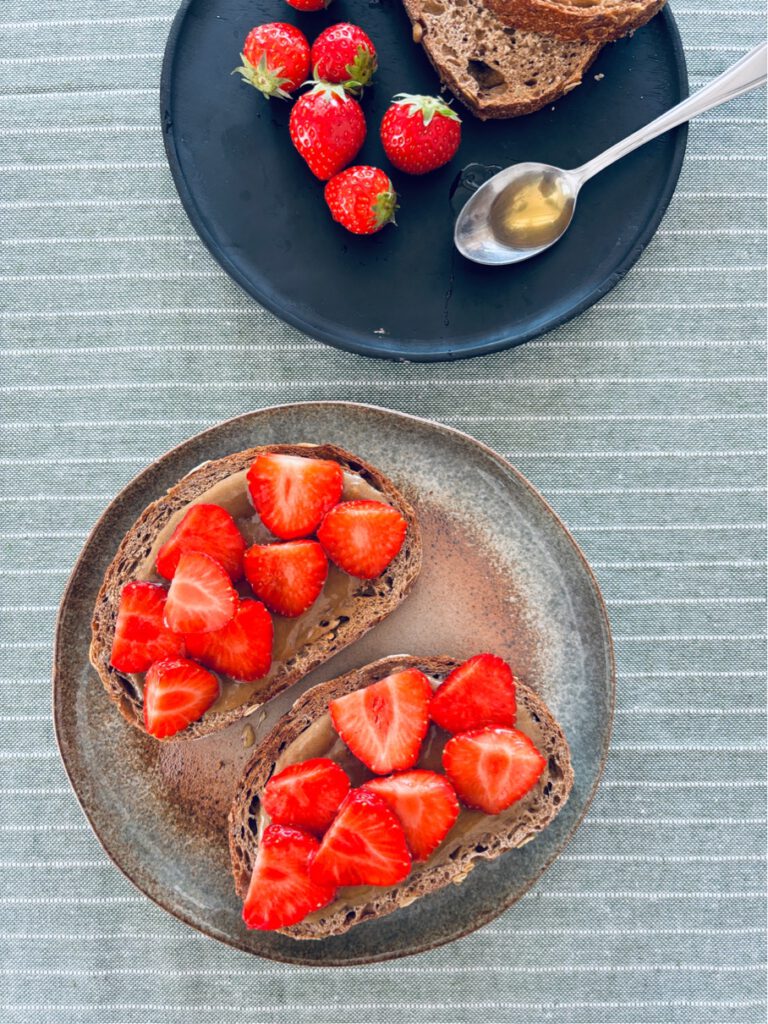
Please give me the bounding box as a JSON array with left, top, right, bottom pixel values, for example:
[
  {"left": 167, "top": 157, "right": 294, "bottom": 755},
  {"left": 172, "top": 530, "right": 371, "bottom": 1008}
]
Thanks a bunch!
[
  {"left": 380, "top": 93, "right": 461, "bottom": 175},
  {"left": 155, "top": 504, "right": 246, "bottom": 581},
  {"left": 244, "top": 539, "right": 327, "bottom": 618},
  {"left": 430, "top": 653, "right": 517, "bottom": 734},
  {"left": 329, "top": 668, "right": 432, "bottom": 774},
  {"left": 325, "top": 166, "right": 397, "bottom": 236},
  {"left": 289, "top": 82, "right": 366, "bottom": 181},
  {"left": 285, "top": 0, "right": 331, "bottom": 9},
  {"left": 143, "top": 657, "right": 220, "bottom": 738},
  {"left": 262, "top": 757, "right": 351, "bottom": 835},
  {"left": 242, "top": 824, "right": 336, "bottom": 930},
  {"left": 109, "top": 581, "right": 184, "bottom": 673},
  {"left": 442, "top": 726, "right": 546, "bottom": 814},
  {"left": 317, "top": 500, "right": 407, "bottom": 579},
  {"left": 247, "top": 453, "right": 343, "bottom": 540},
  {"left": 363, "top": 770, "right": 459, "bottom": 861},
  {"left": 310, "top": 789, "right": 411, "bottom": 887},
  {"left": 164, "top": 551, "right": 237, "bottom": 634},
  {"left": 233, "top": 23, "right": 310, "bottom": 100},
  {"left": 310, "top": 23, "right": 377, "bottom": 93},
  {"left": 183, "top": 599, "right": 272, "bottom": 681}
]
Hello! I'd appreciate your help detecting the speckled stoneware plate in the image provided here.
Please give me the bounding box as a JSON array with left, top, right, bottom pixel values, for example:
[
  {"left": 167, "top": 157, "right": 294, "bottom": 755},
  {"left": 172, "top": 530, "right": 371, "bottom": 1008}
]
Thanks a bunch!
[{"left": 54, "top": 402, "right": 614, "bottom": 964}]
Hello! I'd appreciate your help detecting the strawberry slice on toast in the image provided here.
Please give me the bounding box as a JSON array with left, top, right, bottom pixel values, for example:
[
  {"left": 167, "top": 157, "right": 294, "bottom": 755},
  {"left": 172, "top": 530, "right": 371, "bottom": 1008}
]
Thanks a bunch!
[
  {"left": 430, "top": 653, "right": 517, "bottom": 734},
  {"left": 247, "top": 453, "right": 343, "bottom": 540},
  {"left": 443, "top": 726, "right": 546, "bottom": 814},
  {"left": 164, "top": 551, "right": 237, "bottom": 634},
  {"left": 244, "top": 539, "right": 328, "bottom": 618},
  {"left": 143, "top": 656, "right": 220, "bottom": 738},
  {"left": 363, "top": 769, "right": 459, "bottom": 861},
  {"left": 262, "top": 757, "right": 351, "bottom": 836},
  {"left": 155, "top": 503, "right": 246, "bottom": 581},
  {"left": 183, "top": 598, "right": 273, "bottom": 681},
  {"left": 109, "top": 581, "right": 185, "bottom": 673}
]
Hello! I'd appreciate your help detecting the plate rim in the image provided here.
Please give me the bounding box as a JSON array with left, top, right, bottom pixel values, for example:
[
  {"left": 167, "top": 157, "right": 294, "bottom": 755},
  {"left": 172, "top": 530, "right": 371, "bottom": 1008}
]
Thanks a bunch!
[
  {"left": 53, "top": 401, "right": 616, "bottom": 963},
  {"left": 159, "top": 1, "right": 689, "bottom": 363}
]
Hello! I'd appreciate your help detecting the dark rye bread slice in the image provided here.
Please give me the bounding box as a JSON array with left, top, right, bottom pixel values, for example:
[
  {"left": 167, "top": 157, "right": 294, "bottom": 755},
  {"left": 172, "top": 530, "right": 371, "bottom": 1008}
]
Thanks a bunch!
[
  {"left": 90, "top": 445, "right": 421, "bottom": 740},
  {"left": 402, "top": 0, "right": 601, "bottom": 120},
  {"left": 484, "top": 0, "right": 666, "bottom": 44},
  {"left": 229, "top": 654, "right": 573, "bottom": 939}
]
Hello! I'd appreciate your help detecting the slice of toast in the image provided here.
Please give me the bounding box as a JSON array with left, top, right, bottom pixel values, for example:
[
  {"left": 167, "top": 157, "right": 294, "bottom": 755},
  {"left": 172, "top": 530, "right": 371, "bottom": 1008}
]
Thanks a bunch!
[
  {"left": 89, "top": 445, "right": 421, "bottom": 740},
  {"left": 229, "top": 654, "right": 573, "bottom": 939},
  {"left": 402, "top": 0, "right": 602, "bottom": 120},
  {"left": 484, "top": 0, "right": 666, "bottom": 44}
]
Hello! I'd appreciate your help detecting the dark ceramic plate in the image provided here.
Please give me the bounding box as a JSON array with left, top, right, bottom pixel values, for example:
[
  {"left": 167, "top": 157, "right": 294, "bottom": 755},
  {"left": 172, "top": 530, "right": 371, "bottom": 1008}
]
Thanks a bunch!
[
  {"left": 160, "top": 0, "right": 687, "bottom": 361},
  {"left": 54, "top": 403, "right": 614, "bottom": 964}
]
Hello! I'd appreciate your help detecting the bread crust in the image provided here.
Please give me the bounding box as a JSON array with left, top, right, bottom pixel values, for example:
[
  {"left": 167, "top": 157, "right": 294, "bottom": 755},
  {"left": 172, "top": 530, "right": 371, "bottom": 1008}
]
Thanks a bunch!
[
  {"left": 89, "top": 445, "right": 422, "bottom": 740},
  {"left": 484, "top": 0, "right": 666, "bottom": 43},
  {"left": 229, "top": 654, "right": 574, "bottom": 939}
]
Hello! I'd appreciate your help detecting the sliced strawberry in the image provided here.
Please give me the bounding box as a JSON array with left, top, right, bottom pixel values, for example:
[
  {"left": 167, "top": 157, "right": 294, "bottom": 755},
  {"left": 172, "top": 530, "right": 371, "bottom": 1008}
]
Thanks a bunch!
[
  {"left": 317, "top": 500, "right": 407, "bottom": 579},
  {"left": 183, "top": 599, "right": 272, "bottom": 681},
  {"left": 262, "top": 757, "right": 351, "bottom": 836},
  {"left": 143, "top": 656, "right": 219, "bottom": 738},
  {"left": 164, "top": 551, "right": 237, "bottom": 634},
  {"left": 442, "top": 726, "right": 546, "bottom": 815},
  {"left": 310, "top": 789, "right": 411, "bottom": 887},
  {"left": 363, "top": 770, "right": 459, "bottom": 861},
  {"left": 109, "top": 581, "right": 184, "bottom": 673},
  {"left": 329, "top": 668, "right": 432, "bottom": 774},
  {"left": 243, "top": 540, "right": 328, "bottom": 618},
  {"left": 242, "top": 824, "right": 337, "bottom": 930},
  {"left": 430, "top": 653, "right": 517, "bottom": 734},
  {"left": 155, "top": 504, "right": 246, "bottom": 581},
  {"left": 247, "top": 453, "right": 343, "bottom": 540}
]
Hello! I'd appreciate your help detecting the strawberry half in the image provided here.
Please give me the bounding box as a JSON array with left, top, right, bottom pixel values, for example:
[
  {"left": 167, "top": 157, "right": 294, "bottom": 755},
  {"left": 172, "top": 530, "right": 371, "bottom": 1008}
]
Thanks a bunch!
[
  {"left": 442, "top": 726, "right": 546, "bottom": 815},
  {"left": 244, "top": 540, "right": 328, "bottom": 618},
  {"left": 310, "top": 789, "right": 411, "bottom": 887},
  {"left": 430, "top": 653, "right": 517, "bottom": 734},
  {"left": 317, "top": 500, "right": 407, "bottom": 579},
  {"left": 262, "top": 757, "right": 351, "bottom": 836},
  {"left": 155, "top": 503, "right": 246, "bottom": 581},
  {"left": 363, "top": 770, "right": 459, "bottom": 861},
  {"left": 164, "top": 551, "right": 237, "bottom": 634},
  {"left": 109, "top": 581, "right": 184, "bottom": 673},
  {"left": 143, "top": 657, "right": 220, "bottom": 739},
  {"left": 247, "top": 453, "right": 344, "bottom": 540},
  {"left": 183, "top": 599, "right": 272, "bottom": 681},
  {"left": 242, "top": 824, "right": 337, "bottom": 931},
  {"left": 329, "top": 668, "right": 432, "bottom": 774}
]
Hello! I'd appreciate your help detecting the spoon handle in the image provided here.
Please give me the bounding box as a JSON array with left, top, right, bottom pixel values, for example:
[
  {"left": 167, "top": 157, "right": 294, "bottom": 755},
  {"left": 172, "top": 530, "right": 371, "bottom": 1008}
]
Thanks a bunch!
[{"left": 574, "top": 40, "right": 767, "bottom": 184}]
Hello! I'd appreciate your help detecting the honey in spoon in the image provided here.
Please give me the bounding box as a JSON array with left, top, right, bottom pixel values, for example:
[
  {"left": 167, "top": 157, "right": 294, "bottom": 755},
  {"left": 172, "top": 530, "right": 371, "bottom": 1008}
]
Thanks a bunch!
[{"left": 489, "top": 169, "right": 575, "bottom": 251}]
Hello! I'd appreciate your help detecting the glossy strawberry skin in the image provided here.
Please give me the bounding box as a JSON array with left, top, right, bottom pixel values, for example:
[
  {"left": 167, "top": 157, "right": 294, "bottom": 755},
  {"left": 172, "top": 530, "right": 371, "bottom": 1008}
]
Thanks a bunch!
[
  {"left": 310, "top": 23, "right": 377, "bottom": 92},
  {"left": 442, "top": 726, "right": 546, "bottom": 814},
  {"left": 244, "top": 540, "right": 328, "bottom": 617},
  {"left": 317, "top": 500, "right": 407, "bottom": 579},
  {"left": 262, "top": 757, "right": 351, "bottom": 836},
  {"left": 183, "top": 599, "right": 273, "bottom": 681},
  {"left": 380, "top": 94, "right": 461, "bottom": 175},
  {"left": 363, "top": 770, "right": 459, "bottom": 861},
  {"left": 109, "top": 581, "right": 185, "bottom": 673},
  {"left": 310, "top": 789, "right": 412, "bottom": 887},
  {"left": 242, "top": 824, "right": 337, "bottom": 930},
  {"left": 143, "top": 657, "right": 220, "bottom": 739},
  {"left": 324, "top": 166, "right": 397, "bottom": 235},
  {"left": 164, "top": 551, "right": 238, "bottom": 635},
  {"left": 289, "top": 83, "right": 366, "bottom": 181},
  {"left": 329, "top": 668, "right": 432, "bottom": 774},
  {"left": 234, "top": 23, "right": 310, "bottom": 99},
  {"left": 155, "top": 503, "right": 246, "bottom": 581},
  {"left": 285, "top": 0, "right": 331, "bottom": 10},
  {"left": 430, "top": 653, "right": 517, "bottom": 734},
  {"left": 247, "top": 453, "right": 344, "bottom": 540}
]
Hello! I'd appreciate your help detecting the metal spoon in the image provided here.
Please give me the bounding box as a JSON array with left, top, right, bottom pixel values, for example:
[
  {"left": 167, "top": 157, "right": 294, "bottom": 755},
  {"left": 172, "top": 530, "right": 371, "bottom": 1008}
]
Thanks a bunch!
[{"left": 454, "top": 41, "right": 767, "bottom": 266}]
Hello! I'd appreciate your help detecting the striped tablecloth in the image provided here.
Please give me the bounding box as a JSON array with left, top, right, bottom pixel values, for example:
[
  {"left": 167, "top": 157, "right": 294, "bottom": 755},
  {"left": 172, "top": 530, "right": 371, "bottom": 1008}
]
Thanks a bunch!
[{"left": 1, "top": 2, "right": 766, "bottom": 1022}]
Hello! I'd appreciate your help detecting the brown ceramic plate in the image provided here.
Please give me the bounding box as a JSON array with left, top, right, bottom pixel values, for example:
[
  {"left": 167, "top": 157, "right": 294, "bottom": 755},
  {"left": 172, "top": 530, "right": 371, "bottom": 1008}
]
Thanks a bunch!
[{"left": 54, "top": 402, "right": 614, "bottom": 964}]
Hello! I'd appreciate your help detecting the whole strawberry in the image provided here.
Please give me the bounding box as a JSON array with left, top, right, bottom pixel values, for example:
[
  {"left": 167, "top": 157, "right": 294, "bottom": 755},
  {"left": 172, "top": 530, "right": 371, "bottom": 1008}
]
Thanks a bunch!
[
  {"left": 325, "top": 166, "right": 397, "bottom": 235},
  {"left": 380, "top": 93, "right": 461, "bottom": 175},
  {"left": 311, "top": 23, "right": 377, "bottom": 94},
  {"left": 233, "top": 23, "right": 310, "bottom": 100},
  {"left": 289, "top": 82, "right": 366, "bottom": 180},
  {"left": 285, "top": 0, "right": 332, "bottom": 10}
]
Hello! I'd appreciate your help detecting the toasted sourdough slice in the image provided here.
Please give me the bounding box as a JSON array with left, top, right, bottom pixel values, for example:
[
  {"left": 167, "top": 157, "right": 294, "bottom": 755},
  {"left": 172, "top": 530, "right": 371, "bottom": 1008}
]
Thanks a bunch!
[
  {"left": 229, "top": 654, "right": 573, "bottom": 939},
  {"left": 484, "top": 0, "right": 666, "bottom": 44},
  {"left": 90, "top": 445, "right": 421, "bottom": 740},
  {"left": 402, "top": 0, "right": 601, "bottom": 120}
]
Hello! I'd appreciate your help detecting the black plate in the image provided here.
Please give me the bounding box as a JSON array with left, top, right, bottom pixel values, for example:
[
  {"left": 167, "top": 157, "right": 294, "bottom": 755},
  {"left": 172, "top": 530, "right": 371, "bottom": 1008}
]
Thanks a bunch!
[{"left": 160, "top": 0, "right": 688, "bottom": 361}]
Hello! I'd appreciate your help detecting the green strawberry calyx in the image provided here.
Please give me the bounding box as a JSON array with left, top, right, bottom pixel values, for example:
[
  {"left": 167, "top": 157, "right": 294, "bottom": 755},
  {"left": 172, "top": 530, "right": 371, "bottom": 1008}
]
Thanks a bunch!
[
  {"left": 304, "top": 79, "right": 353, "bottom": 104},
  {"left": 233, "top": 52, "right": 293, "bottom": 101},
  {"left": 342, "top": 45, "right": 378, "bottom": 94},
  {"left": 392, "top": 93, "right": 461, "bottom": 127},
  {"left": 371, "top": 184, "right": 398, "bottom": 230}
]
